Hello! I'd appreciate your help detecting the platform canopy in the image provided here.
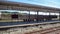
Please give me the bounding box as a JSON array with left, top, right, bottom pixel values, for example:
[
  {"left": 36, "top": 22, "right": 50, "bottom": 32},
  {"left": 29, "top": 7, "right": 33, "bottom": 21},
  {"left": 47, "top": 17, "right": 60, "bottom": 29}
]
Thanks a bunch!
[{"left": 0, "top": 1, "right": 60, "bottom": 13}]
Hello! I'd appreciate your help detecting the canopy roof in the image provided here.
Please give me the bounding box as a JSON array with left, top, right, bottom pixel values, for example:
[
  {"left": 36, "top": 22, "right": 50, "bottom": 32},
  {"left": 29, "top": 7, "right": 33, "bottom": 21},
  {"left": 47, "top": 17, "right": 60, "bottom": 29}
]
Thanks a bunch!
[{"left": 0, "top": 1, "right": 60, "bottom": 13}]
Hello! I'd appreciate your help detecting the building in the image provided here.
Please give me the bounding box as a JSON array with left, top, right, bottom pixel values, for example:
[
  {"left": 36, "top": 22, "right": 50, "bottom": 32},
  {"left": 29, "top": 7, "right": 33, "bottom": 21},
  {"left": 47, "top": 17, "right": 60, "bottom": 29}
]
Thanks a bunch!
[{"left": 0, "top": 1, "right": 60, "bottom": 22}]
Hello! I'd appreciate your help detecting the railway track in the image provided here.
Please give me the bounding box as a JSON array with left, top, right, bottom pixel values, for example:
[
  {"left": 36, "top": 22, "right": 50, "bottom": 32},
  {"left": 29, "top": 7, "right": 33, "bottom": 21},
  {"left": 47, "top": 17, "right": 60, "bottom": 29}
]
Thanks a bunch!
[
  {"left": 0, "top": 22, "right": 60, "bottom": 34},
  {"left": 25, "top": 26, "right": 60, "bottom": 34}
]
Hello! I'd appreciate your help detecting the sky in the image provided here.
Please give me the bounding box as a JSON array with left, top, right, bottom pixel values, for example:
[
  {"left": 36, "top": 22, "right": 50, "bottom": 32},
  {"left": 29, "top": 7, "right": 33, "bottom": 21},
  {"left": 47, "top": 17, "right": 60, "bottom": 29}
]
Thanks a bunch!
[{"left": 4, "top": 0, "right": 60, "bottom": 8}]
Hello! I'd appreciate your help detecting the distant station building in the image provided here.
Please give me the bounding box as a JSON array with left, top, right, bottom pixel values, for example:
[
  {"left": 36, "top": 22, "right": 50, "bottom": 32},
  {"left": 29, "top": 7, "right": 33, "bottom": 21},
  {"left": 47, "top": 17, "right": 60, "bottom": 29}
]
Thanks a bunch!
[{"left": 0, "top": 1, "right": 60, "bottom": 22}]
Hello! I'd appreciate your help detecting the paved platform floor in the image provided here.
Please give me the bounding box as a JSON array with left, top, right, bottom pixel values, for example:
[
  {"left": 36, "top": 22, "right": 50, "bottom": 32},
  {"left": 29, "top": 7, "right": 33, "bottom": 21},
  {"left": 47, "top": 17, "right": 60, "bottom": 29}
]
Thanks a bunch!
[{"left": 0, "top": 20, "right": 59, "bottom": 26}]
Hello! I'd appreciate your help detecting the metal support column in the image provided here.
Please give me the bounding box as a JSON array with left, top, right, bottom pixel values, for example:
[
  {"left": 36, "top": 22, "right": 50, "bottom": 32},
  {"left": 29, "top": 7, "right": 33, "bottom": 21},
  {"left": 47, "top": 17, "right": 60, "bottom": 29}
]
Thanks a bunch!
[
  {"left": 59, "top": 12, "right": 60, "bottom": 20},
  {"left": 37, "top": 11, "right": 38, "bottom": 23},
  {"left": 49, "top": 12, "right": 50, "bottom": 21},
  {"left": 29, "top": 11, "right": 30, "bottom": 22}
]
